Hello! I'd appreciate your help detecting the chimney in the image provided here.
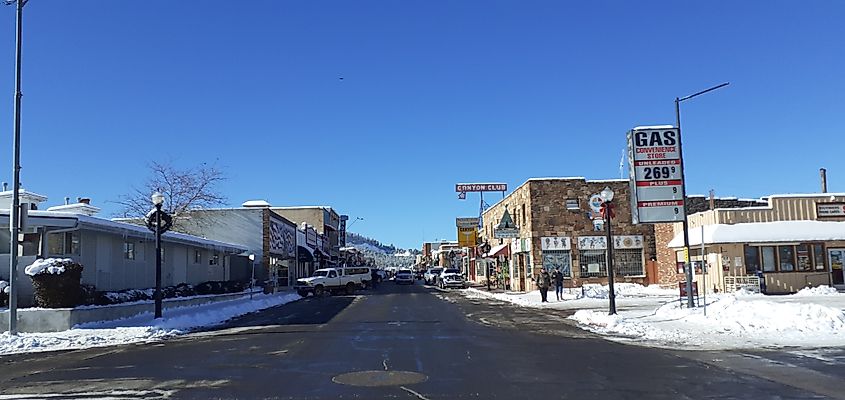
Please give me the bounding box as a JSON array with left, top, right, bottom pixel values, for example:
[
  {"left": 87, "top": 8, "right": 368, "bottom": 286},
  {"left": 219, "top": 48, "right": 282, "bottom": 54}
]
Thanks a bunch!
[
  {"left": 709, "top": 189, "right": 715, "bottom": 210},
  {"left": 64, "top": 197, "right": 70, "bottom": 205},
  {"left": 2, "top": 182, "right": 6, "bottom": 191},
  {"left": 821, "top": 168, "right": 828, "bottom": 193},
  {"left": 78, "top": 197, "right": 91, "bottom": 205}
]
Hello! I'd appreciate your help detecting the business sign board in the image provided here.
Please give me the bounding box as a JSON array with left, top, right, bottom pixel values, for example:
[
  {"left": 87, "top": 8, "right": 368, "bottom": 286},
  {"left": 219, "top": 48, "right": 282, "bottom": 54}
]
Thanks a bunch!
[
  {"left": 817, "top": 203, "right": 845, "bottom": 218},
  {"left": 456, "top": 217, "right": 480, "bottom": 228},
  {"left": 456, "top": 183, "right": 507, "bottom": 192},
  {"left": 458, "top": 227, "right": 478, "bottom": 247},
  {"left": 628, "top": 126, "right": 686, "bottom": 223}
]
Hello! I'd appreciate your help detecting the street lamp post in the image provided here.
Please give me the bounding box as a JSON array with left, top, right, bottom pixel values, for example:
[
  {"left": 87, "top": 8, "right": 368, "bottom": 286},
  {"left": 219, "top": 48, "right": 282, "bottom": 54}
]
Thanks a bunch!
[
  {"left": 145, "top": 192, "right": 171, "bottom": 319},
  {"left": 675, "top": 82, "right": 729, "bottom": 308},
  {"left": 600, "top": 187, "right": 617, "bottom": 315},
  {"left": 7, "top": 0, "right": 28, "bottom": 336}
]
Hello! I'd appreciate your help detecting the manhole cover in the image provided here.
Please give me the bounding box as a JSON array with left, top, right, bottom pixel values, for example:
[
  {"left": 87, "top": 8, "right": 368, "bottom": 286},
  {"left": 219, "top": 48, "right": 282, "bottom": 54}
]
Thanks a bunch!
[{"left": 332, "top": 370, "right": 428, "bottom": 387}]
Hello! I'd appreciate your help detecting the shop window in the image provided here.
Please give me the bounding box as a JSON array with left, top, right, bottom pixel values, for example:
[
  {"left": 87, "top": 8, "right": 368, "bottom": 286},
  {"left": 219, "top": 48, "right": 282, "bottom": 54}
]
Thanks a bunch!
[
  {"left": 744, "top": 245, "right": 760, "bottom": 275},
  {"left": 614, "top": 249, "right": 644, "bottom": 276},
  {"left": 566, "top": 199, "right": 580, "bottom": 210},
  {"left": 48, "top": 232, "right": 80, "bottom": 256},
  {"left": 778, "top": 245, "right": 795, "bottom": 272},
  {"left": 579, "top": 250, "right": 607, "bottom": 277},
  {"left": 813, "top": 244, "right": 826, "bottom": 271},
  {"left": 761, "top": 246, "right": 776, "bottom": 272},
  {"left": 124, "top": 242, "right": 135, "bottom": 260},
  {"left": 797, "top": 244, "right": 812, "bottom": 271},
  {"left": 542, "top": 250, "right": 571, "bottom": 277}
]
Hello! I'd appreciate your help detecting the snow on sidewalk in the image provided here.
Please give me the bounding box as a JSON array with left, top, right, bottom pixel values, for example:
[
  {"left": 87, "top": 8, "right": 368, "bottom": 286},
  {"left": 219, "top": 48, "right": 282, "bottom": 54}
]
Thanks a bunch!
[
  {"left": 570, "top": 289, "right": 845, "bottom": 350},
  {"left": 461, "top": 283, "right": 677, "bottom": 311},
  {"left": 0, "top": 292, "right": 300, "bottom": 356}
]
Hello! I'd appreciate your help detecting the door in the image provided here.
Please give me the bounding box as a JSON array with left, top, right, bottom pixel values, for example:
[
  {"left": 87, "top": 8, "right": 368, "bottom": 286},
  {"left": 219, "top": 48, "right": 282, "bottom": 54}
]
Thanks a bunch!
[
  {"left": 518, "top": 254, "right": 526, "bottom": 292},
  {"left": 829, "top": 249, "right": 845, "bottom": 285}
]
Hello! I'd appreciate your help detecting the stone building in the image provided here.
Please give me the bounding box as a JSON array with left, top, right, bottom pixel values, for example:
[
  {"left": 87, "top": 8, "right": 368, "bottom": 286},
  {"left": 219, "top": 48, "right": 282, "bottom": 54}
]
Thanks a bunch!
[{"left": 478, "top": 177, "right": 656, "bottom": 292}]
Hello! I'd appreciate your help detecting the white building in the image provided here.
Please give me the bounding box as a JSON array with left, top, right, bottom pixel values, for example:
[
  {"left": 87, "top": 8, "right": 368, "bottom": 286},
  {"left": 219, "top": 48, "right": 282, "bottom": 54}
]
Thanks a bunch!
[{"left": 0, "top": 190, "right": 248, "bottom": 306}]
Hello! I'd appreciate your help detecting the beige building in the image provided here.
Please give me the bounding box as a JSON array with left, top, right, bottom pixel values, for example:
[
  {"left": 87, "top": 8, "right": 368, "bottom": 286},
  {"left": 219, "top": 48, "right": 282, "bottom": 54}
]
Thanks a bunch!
[
  {"left": 662, "top": 193, "right": 845, "bottom": 294},
  {"left": 478, "top": 177, "right": 656, "bottom": 292},
  {"left": 272, "top": 206, "right": 342, "bottom": 267}
]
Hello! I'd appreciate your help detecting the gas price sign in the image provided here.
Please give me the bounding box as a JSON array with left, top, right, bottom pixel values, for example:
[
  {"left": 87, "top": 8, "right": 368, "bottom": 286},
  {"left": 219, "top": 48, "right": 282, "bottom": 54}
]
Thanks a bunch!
[{"left": 628, "top": 126, "right": 686, "bottom": 223}]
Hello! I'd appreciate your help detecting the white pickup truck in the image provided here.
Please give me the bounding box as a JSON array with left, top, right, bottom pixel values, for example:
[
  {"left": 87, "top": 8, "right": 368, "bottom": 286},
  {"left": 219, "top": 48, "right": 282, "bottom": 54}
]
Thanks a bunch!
[{"left": 294, "top": 267, "right": 370, "bottom": 297}]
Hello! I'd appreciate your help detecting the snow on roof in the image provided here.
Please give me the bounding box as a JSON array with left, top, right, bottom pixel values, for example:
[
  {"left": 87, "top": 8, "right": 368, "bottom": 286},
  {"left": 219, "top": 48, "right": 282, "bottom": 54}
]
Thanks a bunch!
[
  {"left": 242, "top": 200, "right": 271, "bottom": 208},
  {"left": 0, "top": 189, "right": 47, "bottom": 202},
  {"left": 767, "top": 192, "right": 845, "bottom": 199},
  {"left": 632, "top": 125, "right": 675, "bottom": 130},
  {"left": 667, "top": 221, "right": 845, "bottom": 248}
]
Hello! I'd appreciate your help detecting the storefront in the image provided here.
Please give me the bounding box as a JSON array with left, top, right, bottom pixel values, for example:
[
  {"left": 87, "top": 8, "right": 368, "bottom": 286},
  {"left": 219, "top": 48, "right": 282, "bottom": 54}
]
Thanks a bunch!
[{"left": 268, "top": 215, "right": 297, "bottom": 287}]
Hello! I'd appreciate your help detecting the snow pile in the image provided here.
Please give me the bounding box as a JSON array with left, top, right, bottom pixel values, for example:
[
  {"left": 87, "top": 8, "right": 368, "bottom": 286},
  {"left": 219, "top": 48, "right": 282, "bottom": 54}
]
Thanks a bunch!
[
  {"left": 795, "top": 285, "right": 840, "bottom": 296},
  {"left": 570, "top": 294, "right": 845, "bottom": 349},
  {"left": 581, "top": 283, "right": 676, "bottom": 299},
  {"left": 0, "top": 292, "right": 300, "bottom": 355},
  {"left": 463, "top": 288, "right": 578, "bottom": 307},
  {"left": 24, "top": 258, "right": 74, "bottom": 276}
]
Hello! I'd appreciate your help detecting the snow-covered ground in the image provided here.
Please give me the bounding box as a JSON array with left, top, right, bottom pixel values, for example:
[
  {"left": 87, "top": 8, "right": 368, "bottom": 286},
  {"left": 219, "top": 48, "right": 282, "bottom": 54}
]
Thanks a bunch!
[
  {"left": 0, "top": 292, "right": 300, "bottom": 356},
  {"left": 461, "top": 284, "right": 845, "bottom": 350}
]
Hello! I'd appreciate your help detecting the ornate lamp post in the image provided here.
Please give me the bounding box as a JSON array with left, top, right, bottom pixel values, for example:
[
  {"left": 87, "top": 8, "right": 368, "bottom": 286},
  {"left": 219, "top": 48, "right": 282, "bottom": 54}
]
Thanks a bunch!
[
  {"left": 145, "top": 192, "right": 172, "bottom": 319},
  {"left": 600, "top": 186, "right": 617, "bottom": 315}
]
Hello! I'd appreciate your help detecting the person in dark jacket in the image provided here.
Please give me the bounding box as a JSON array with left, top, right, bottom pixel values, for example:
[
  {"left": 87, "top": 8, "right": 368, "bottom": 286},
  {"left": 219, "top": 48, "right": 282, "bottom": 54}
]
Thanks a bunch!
[
  {"left": 535, "top": 269, "right": 551, "bottom": 302},
  {"left": 552, "top": 268, "right": 565, "bottom": 300}
]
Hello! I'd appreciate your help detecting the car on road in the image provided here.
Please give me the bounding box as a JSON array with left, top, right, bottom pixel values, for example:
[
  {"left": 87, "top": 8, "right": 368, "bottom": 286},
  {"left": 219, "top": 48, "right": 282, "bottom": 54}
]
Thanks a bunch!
[
  {"left": 437, "top": 268, "right": 466, "bottom": 289},
  {"left": 423, "top": 268, "right": 443, "bottom": 285},
  {"left": 294, "top": 267, "right": 369, "bottom": 297},
  {"left": 394, "top": 269, "right": 415, "bottom": 285}
]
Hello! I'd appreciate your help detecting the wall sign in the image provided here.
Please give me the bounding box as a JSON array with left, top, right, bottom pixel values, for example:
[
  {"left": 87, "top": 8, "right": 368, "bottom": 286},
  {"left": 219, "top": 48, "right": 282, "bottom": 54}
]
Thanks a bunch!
[
  {"left": 627, "top": 126, "right": 686, "bottom": 223},
  {"left": 577, "top": 235, "right": 643, "bottom": 250},
  {"left": 817, "top": 203, "right": 845, "bottom": 218},
  {"left": 541, "top": 236, "right": 571, "bottom": 251},
  {"left": 270, "top": 218, "right": 297, "bottom": 258}
]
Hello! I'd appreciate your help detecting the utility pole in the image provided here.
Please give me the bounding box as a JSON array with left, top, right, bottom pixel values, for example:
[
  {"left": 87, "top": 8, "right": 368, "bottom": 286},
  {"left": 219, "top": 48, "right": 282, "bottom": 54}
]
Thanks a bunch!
[{"left": 7, "top": 0, "right": 27, "bottom": 336}]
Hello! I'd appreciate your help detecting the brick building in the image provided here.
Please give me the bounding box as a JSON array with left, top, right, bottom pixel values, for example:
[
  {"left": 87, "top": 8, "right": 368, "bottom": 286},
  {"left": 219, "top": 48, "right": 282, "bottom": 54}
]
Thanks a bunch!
[{"left": 478, "top": 177, "right": 656, "bottom": 292}]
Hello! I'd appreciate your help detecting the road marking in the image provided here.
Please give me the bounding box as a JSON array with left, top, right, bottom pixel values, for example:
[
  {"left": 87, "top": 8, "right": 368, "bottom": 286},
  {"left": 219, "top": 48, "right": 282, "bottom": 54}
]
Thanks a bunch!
[{"left": 400, "top": 386, "right": 431, "bottom": 400}]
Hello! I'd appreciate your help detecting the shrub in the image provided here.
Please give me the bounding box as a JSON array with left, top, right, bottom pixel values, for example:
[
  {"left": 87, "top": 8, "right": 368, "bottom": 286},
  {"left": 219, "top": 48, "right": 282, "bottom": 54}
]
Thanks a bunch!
[{"left": 26, "top": 259, "right": 84, "bottom": 308}]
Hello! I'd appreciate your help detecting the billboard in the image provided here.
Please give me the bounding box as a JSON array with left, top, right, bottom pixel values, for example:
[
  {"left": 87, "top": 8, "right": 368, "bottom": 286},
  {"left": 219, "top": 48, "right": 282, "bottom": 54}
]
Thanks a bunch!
[
  {"left": 628, "top": 126, "right": 686, "bottom": 223},
  {"left": 455, "top": 183, "right": 507, "bottom": 192}
]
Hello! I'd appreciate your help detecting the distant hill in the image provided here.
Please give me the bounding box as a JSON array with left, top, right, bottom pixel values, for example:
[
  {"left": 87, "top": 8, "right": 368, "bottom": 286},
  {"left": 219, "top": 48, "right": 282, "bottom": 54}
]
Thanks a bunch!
[{"left": 345, "top": 232, "right": 420, "bottom": 269}]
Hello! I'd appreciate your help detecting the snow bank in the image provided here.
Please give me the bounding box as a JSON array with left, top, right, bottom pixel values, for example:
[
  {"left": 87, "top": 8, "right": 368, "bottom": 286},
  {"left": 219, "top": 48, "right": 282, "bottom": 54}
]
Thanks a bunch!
[
  {"left": 24, "top": 258, "right": 73, "bottom": 276},
  {"left": 795, "top": 285, "right": 840, "bottom": 296},
  {"left": 0, "top": 292, "right": 300, "bottom": 355},
  {"left": 581, "top": 283, "right": 676, "bottom": 299},
  {"left": 570, "top": 294, "right": 845, "bottom": 349}
]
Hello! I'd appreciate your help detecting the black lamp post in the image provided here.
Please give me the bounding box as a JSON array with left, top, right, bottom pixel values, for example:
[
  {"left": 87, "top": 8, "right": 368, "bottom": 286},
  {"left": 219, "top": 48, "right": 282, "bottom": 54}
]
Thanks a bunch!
[
  {"left": 600, "top": 186, "right": 617, "bottom": 315},
  {"left": 146, "top": 192, "right": 172, "bottom": 319}
]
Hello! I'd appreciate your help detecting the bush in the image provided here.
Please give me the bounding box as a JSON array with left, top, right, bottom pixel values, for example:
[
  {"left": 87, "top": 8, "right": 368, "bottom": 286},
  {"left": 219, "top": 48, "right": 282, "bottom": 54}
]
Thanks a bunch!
[
  {"left": 28, "top": 259, "right": 84, "bottom": 308},
  {"left": 80, "top": 281, "right": 246, "bottom": 306}
]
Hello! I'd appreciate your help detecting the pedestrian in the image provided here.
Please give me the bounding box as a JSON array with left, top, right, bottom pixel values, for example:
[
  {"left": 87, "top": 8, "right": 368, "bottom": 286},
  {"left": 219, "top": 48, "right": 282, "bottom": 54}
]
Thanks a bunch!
[
  {"left": 370, "top": 268, "right": 380, "bottom": 289},
  {"left": 552, "top": 267, "right": 565, "bottom": 301},
  {"left": 535, "top": 268, "right": 551, "bottom": 302}
]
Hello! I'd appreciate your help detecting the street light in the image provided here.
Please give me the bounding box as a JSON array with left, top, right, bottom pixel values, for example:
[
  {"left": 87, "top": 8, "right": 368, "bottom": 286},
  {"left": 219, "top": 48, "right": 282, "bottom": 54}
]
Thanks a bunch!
[
  {"left": 6, "top": 0, "right": 28, "bottom": 336},
  {"left": 600, "top": 186, "right": 617, "bottom": 315},
  {"left": 348, "top": 216, "right": 364, "bottom": 228},
  {"left": 145, "top": 191, "right": 172, "bottom": 319},
  {"left": 675, "top": 82, "right": 729, "bottom": 308}
]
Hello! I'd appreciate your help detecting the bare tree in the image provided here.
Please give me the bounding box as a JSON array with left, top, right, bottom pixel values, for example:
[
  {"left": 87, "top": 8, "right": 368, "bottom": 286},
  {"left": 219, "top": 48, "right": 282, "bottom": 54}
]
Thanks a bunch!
[{"left": 115, "top": 160, "right": 227, "bottom": 219}]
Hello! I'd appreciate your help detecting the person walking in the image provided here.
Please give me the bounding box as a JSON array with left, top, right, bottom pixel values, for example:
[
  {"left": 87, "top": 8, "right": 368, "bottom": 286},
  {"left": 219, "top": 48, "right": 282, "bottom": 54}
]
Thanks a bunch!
[
  {"left": 552, "top": 268, "right": 565, "bottom": 301},
  {"left": 536, "top": 269, "right": 551, "bottom": 302}
]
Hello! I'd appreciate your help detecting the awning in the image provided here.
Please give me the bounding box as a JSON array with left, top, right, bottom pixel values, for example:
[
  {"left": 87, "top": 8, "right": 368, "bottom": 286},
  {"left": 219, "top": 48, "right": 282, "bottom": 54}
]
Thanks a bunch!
[
  {"left": 484, "top": 243, "right": 510, "bottom": 258},
  {"left": 297, "top": 245, "right": 314, "bottom": 262},
  {"left": 667, "top": 220, "right": 845, "bottom": 248}
]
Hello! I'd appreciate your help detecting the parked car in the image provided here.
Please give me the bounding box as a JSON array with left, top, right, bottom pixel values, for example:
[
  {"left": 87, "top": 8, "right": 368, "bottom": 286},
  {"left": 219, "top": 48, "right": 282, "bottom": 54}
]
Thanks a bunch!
[
  {"left": 424, "top": 268, "right": 443, "bottom": 285},
  {"left": 438, "top": 268, "right": 466, "bottom": 289},
  {"left": 294, "top": 267, "right": 369, "bottom": 297},
  {"left": 394, "top": 269, "right": 415, "bottom": 285},
  {"left": 414, "top": 270, "right": 425, "bottom": 280}
]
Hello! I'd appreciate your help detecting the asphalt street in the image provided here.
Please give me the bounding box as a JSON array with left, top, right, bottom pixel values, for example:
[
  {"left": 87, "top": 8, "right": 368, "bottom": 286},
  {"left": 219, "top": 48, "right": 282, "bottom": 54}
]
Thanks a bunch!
[{"left": 0, "top": 281, "right": 838, "bottom": 399}]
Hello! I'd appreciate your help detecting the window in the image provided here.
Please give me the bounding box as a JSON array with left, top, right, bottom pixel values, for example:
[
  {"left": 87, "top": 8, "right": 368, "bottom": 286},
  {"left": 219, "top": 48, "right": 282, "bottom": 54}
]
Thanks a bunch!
[
  {"left": 542, "top": 250, "right": 571, "bottom": 277},
  {"left": 614, "top": 249, "right": 644, "bottom": 276},
  {"left": 744, "top": 245, "right": 760, "bottom": 274},
  {"left": 194, "top": 249, "right": 202, "bottom": 264},
  {"left": 579, "top": 250, "right": 607, "bottom": 277},
  {"left": 813, "top": 244, "right": 826, "bottom": 271},
  {"left": 124, "top": 242, "right": 135, "bottom": 260},
  {"left": 328, "top": 270, "right": 337, "bottom": 278},
  {"left": 761, "top": 246, "right": 776, "bottom": 272},
  {"left": 521, "top": 204, "right": 526, "bottom": 226},
  {"left": 565, "top": 199, "right": 579, "bottom": 210},
  {"left": 797, "top": 244, "right": 811, "bottom": 271},
  {"left": 48, "top": 232, "right": 80, "bottom": 256},
  {"left": 778, "top": 245, "right": 795, "bottom": 272},
  {"left": 209, "top": 254, "right": 220, "bottom": 265}
]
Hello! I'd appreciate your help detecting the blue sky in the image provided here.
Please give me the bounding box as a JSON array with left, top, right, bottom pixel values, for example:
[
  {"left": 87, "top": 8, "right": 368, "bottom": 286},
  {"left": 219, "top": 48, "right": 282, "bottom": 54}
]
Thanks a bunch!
[{"left": 0, "top": 1, "right": 843, "bottom": 249}]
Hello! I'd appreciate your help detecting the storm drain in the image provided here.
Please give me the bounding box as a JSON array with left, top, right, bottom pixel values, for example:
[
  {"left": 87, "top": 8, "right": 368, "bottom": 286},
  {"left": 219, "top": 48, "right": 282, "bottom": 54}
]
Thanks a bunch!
[{"left": 332, "top": 370, "right": 428, "bottom": 387}]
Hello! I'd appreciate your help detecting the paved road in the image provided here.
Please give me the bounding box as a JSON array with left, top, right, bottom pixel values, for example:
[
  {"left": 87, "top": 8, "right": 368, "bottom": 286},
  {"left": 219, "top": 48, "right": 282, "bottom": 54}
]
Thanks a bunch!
[{"left": 0, "top": 282, "right": 836, "bottom": 399}]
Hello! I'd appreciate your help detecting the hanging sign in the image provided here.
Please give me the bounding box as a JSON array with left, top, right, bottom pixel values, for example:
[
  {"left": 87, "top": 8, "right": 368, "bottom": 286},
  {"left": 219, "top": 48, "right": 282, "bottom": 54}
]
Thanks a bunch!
[{"left": 628, "top": 126, "right": 686, "bottom": 223}]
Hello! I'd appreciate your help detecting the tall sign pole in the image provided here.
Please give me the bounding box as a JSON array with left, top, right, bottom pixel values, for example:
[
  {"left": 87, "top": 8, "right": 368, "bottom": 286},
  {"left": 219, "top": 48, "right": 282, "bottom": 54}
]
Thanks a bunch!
[
  {"left": 674, "top": 100, "right": 695, "bottom": 308},
  {"left": 8, "top": 0, "right": 27, "bottom": 336}
]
